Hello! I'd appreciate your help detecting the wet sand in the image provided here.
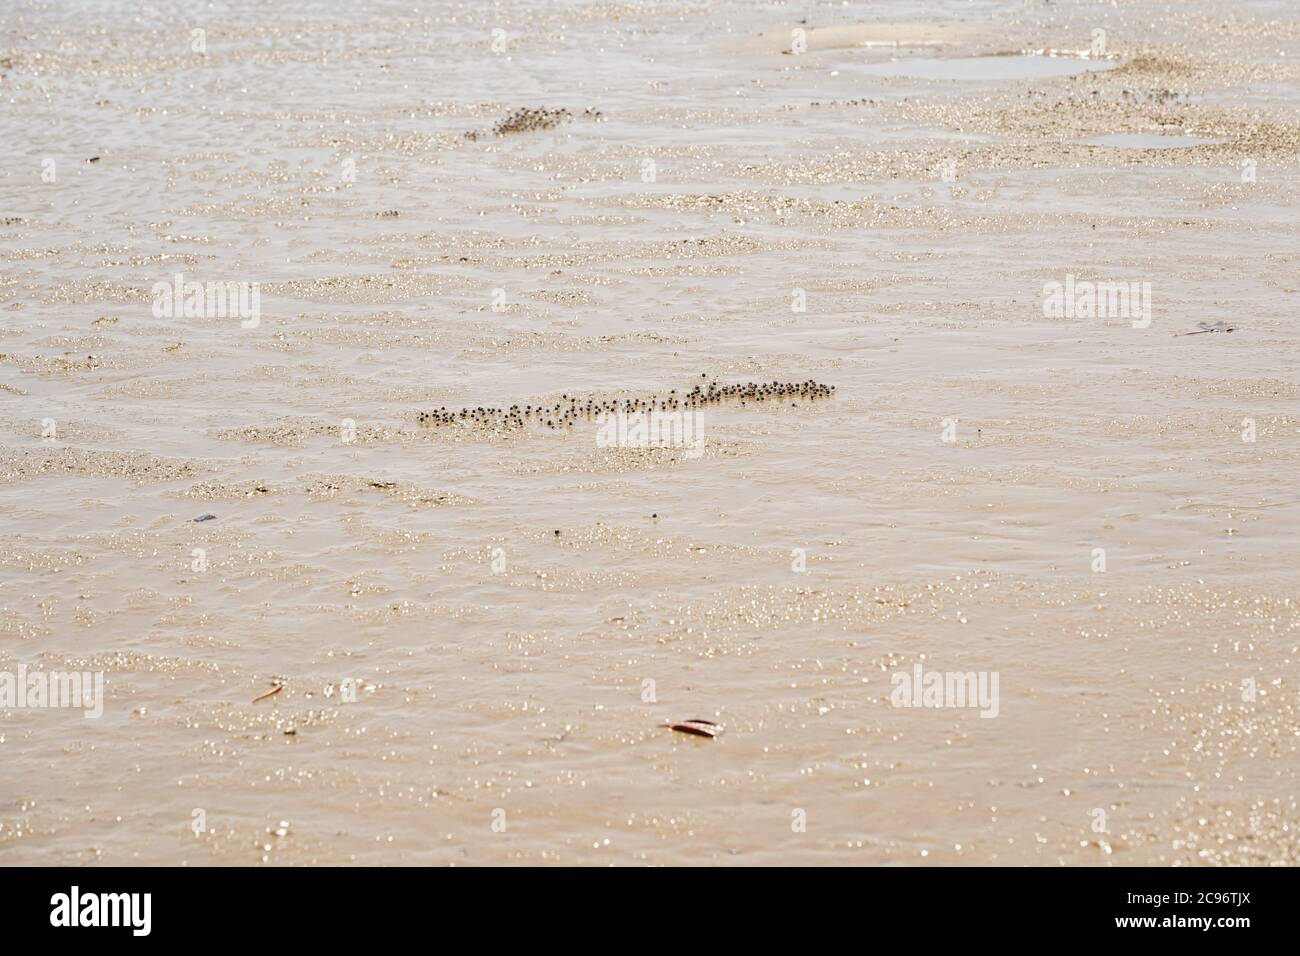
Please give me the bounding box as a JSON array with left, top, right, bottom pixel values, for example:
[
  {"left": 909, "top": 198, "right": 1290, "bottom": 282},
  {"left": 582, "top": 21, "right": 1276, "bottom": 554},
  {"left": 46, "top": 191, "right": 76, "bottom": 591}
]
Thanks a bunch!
[{"left": 1, "top": 0, "right": 1298, "bottom": 865}]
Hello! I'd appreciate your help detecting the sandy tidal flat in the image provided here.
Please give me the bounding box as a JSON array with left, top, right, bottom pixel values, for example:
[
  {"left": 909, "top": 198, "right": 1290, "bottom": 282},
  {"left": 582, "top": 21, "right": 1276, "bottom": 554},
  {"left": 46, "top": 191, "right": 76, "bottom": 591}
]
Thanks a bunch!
[{"left": 1, "top": 0, "right": 1299, "bottom": 866}]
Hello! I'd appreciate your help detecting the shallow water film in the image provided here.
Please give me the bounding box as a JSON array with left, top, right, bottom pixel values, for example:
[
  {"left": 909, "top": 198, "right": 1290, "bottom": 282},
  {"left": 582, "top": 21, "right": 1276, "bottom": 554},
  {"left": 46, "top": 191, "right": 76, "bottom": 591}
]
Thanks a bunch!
[{"left": 1, "top": 0, "right": 1299, "bottom": 867}]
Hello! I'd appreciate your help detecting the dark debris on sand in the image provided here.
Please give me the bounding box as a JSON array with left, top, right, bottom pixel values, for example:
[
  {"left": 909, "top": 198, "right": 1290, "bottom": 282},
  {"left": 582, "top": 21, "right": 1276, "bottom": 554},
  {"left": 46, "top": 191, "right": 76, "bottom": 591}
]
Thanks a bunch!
[
  {"left": 464, "top": 107, "right": 604, "bottom": 140},
  {"left": 415, "top": 378, "right": 835, "bottom": 431}
]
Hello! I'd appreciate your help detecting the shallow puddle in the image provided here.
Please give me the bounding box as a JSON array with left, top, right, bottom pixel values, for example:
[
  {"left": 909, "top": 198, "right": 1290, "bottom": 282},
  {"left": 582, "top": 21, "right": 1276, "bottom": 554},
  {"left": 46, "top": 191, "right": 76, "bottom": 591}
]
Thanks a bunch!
[{"left": 857, "top": 53, "right": 1119, "bottom": 81}]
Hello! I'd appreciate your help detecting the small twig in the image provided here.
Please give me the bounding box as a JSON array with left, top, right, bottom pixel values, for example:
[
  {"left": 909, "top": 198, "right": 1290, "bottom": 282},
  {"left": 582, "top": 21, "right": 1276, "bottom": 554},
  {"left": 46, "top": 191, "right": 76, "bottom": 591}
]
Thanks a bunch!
[{"left": 252, "top": 684, "right": 284, "bottom": 704}]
